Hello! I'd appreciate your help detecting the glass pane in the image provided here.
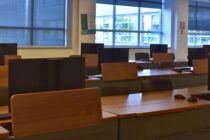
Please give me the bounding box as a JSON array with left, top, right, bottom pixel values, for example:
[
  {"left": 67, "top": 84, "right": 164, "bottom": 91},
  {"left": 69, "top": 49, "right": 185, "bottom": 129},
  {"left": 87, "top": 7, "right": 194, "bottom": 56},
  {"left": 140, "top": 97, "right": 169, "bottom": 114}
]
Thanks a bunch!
[
  {"left": 140, "top": 8, "right": 161, "bottom": 31},
  {"left": 115, "top": 5, "right": 138, "bottom": 31},
  {"left": 0, "top": 0, "right": 31, "bottom": 27},
  {"left": 96, "top": 4, "right": 113, "bottom": 30},
  {"left": 115, "top": 32, "right": 138, "bottom": 46},
  {"left": 0, "top": 29, "right": 30, "bottom": 45},
  {"left": 34, "top": 30, "right": 65, "bottom": 46},
  {"left": 95, "top": 31, "right": 113, "bottom": 45},
  {"left": 140, "top": 33, "right": 160, "bottom": 45},
  {"left": 34, "top": 0, "right": 65, "bottom": 28}
]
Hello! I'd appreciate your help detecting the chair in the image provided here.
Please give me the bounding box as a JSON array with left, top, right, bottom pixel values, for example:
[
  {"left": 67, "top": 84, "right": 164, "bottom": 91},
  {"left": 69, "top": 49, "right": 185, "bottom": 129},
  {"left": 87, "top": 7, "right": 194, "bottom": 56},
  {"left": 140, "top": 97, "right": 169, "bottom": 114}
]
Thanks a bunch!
[
  {"left": 1, "top": 88, "right": 102, "bottom": 138},
  {"left": 82, "top": 54, "right": 99, "bottom": 68},
  {"left": 152, "top": 53, "right": 174, "bottom": 64},
  {"left": 101, "top": 62, "right": 138, "bottom": 96},
  {"left": 101, "top": 62, "right": 138, "bottom": 81},
  {"left": 135, "top": 53, "right": 149, "bottom": 61},
  {"left": 0, "top": 66, "right": 9, "bottom": 106},
  {"left": 192, "top": 59, "right": 208, "bottom": 74},
  {"left": 4, "top": 55, "right": 21, "bottom": 65},
  {"left": 141, "top": 78, "right": 173, "bottom": 92}
]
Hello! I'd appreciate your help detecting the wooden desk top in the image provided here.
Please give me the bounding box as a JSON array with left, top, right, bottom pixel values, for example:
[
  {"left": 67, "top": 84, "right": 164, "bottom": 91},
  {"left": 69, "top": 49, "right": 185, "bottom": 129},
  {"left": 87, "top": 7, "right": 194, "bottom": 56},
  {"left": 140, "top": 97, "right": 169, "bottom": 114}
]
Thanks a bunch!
[{"left": 102, "top": 86, "right": 210, "bottom": 118}]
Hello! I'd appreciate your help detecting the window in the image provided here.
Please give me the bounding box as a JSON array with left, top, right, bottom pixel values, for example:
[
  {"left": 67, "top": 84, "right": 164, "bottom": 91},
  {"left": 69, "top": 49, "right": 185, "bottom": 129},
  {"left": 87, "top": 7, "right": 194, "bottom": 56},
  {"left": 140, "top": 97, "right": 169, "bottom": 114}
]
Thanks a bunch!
[
  {"left": 0, "top": 0, "right": 69, "bottom": 48},
  {"left": 96, "top": 0, "right": 162, "bottom": 48},
  {"left": 188, "top": 0, "right": 210, "bottom": 47}
]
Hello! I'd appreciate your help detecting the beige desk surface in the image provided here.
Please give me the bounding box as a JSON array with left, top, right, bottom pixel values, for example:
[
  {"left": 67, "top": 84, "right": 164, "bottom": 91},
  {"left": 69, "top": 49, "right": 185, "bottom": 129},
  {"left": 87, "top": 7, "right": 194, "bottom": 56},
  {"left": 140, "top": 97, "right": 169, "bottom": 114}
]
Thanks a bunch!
[
  {"left": 102, "top": 86, "right": 210, "bottom": 119},
  {"left": 137, "top": 69, "right": 192, "bottom": 78},
  {"left": 129, "top": 59, "right": 187, "bottom": 64}
]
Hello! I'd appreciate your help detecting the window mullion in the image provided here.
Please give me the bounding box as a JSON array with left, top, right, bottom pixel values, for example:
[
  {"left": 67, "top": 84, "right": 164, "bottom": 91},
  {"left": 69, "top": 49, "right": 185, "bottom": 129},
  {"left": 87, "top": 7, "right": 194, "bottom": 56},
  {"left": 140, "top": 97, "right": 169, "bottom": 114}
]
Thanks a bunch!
[
  {"left": 31, "top": 0, "right": 35, "bottom": 46},
  {"left": 113, "top": 3, "right": 116, "bottom": 47},
  {"left": 138, "top": 7, "right": 141, "bottom": 48}
]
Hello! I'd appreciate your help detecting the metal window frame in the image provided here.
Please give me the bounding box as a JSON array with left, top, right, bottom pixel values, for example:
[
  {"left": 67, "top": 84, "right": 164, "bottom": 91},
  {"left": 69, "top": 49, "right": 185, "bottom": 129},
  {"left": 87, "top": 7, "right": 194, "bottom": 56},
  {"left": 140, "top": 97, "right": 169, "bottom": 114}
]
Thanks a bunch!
[{"left": 95, "top": 3, "right": 162, "bottom": 48}]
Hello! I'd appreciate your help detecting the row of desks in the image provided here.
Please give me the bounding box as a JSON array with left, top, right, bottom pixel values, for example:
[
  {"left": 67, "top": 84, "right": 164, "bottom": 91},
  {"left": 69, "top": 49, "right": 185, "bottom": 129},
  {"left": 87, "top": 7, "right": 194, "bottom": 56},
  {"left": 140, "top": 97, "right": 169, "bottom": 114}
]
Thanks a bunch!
[
  {"left": 86, "top": 69, "right": 193, "bottom": 82},
  {"left": 1, "top": 86, "right": 210, "bottom": 139},
  {"left": 1, "top": 86, "right": 209, "bottom": 124}
]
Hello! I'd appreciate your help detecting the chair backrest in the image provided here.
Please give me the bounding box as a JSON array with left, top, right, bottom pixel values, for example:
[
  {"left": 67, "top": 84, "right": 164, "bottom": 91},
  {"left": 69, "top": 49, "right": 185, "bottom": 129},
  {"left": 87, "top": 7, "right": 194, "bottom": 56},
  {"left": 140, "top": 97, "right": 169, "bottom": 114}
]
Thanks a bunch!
[
  {"left": 101, "top": 62, "right": 138, "bottom": 81},
  {"left": 11, "top": 88, "right": 102, "bottom": 138},
  {"left": 153, "top": 53, "right": 174, "bottom": 64},
  {"left": 192, "top": 59, "right": 208, "bottom": 74},
  {"left": 4, "top": 55, "right": 21, "bottom": 65},
  {"left": 82, "top": 54, "right": 99, "bottom": 67},
  {"left": 141, "top": 78, "right": 173, "bottom": 92},
  {"left": 0, "top": 66, "right": 8, "bottom": 87},
  {"left": 135, "top": 53, "right": 149, "bottom": 61}
]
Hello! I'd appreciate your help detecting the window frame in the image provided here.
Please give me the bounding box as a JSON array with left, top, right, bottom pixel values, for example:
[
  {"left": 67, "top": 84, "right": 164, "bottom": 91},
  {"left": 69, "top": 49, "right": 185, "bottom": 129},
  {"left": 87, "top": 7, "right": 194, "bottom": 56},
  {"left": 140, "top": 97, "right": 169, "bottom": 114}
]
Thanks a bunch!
[
  {"left": 188, "top": 1, "right": 210, "bottom": 47},
  {"left": 95, "top": 3, "right": 163, "bottom": 48}
]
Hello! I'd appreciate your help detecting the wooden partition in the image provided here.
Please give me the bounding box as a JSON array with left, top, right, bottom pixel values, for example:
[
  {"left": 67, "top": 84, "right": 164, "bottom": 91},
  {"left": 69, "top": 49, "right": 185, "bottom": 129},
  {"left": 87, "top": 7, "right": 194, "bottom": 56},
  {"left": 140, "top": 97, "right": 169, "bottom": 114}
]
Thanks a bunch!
[
  {"left": 192, "top": 59, "right": 208, "bottom": 74},
  {"left": 4, "top": 55, "right": 21, "bottom": 65},
  {"left": 11, "top": 88, "right": 102, "bottom": 138},
  {"left": 82, "top": 54, "right": 98, "bottom": 68},
  {"left": 101, "top": 62, "right": 138, "bottom": 81},
  {"left": 153, "top": 53, "right": 174, "bottom": 64}
]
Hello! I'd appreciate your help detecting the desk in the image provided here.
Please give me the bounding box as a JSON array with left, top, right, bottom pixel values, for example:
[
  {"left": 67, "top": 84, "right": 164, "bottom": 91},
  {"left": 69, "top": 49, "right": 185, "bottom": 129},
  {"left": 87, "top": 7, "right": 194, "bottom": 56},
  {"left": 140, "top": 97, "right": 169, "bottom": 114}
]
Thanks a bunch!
[
  {"left": 86, "top": 69, "right": 207, "bottom": 93},
  {"left": 129, "top": 59, "right": 188, "bottom": 69},
  {"left": 102, "top": 86, "right": 210, "bottom": 140},
  {"left": 0, "top": 107, "right": 118, "bottom": 140}
]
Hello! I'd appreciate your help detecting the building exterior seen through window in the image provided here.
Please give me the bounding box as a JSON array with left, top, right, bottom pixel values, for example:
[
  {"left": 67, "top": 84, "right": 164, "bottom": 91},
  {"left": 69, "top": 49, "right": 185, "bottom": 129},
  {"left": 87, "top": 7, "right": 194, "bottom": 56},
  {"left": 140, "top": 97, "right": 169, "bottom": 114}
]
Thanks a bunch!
[
  {"left": 0, "top": 0, "right": 68, "bottom": 48},
  {"left": 188, "top": 0, "right": 210, "bottom": 47},
  {"left": 95, "top": 3, "right": 162, "bottom": 48}
]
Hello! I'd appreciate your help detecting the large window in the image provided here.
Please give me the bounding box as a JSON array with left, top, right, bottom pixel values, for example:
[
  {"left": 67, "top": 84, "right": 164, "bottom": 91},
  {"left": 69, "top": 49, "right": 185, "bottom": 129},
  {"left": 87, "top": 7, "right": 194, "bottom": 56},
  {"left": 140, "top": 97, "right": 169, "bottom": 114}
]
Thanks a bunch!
[
  {"left": 96, "top": 0, "right": 162, "bottom": 48},
  {"left": 0, "top": 0, "right": 69, "bottom": 48},
  {"left": 188, "top": 0, "right": 210, "bottom": 47}
]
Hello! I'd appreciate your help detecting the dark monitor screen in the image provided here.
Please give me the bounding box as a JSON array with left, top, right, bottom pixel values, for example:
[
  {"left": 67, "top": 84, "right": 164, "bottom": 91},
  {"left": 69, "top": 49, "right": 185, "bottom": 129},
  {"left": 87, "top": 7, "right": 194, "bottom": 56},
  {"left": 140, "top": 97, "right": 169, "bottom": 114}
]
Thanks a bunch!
[
  {"left": 0, "top": 43, "right": 17, "bottom": 65},
  {"left": 101, "top": 48, "right": 129, "bottom": 63},
  {"left": 188, "top": 48, "right": 206, "bottom": 66},
  {"left": 203, "top": 45, "right": 210, "bottom": 57},
  {"left": 8, "top": 57, "right": 85, "bottom": 96},
  {"left": 81, "top": 43, "right": 104, "bottom": 54},
  {"left": 150, "top": 44, "right": 168, "bottom": 58}
]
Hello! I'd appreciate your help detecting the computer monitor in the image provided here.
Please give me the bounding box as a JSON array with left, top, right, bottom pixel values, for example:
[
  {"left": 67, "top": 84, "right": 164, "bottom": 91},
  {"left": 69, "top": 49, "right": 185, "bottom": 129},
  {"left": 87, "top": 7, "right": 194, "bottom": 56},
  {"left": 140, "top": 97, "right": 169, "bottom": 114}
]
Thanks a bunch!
[
  {"left": 150, "top": 44, "right": 168, "bottom": 58},
  {"left": 101, "top": 48, "right": 129, "bottom": 63},
  {"left": 188, "top": 48, "right": 206, "bottom": 66},
  {"left": 8, "top": 57, "right": 85, "bottom": 96},
  {"left": 81, "top": 43, "right": 104, "bottom": 54},
  {"left": 0, "top": 43, "right": 17, "bottom": 65},
  {"left": 203, "top": 45, "right": 210, "bottom": 58}
]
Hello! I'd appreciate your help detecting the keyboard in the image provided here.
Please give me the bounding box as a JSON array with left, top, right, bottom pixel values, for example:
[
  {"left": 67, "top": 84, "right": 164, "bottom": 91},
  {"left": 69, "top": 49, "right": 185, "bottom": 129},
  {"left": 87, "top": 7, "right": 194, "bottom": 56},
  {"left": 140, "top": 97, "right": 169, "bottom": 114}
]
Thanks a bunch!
[
  {"left": 191, "top": 93, "right": 210, "bottom": 101},
  {"left": 0, "top": 113, "right": 11, "bottom": 120}
]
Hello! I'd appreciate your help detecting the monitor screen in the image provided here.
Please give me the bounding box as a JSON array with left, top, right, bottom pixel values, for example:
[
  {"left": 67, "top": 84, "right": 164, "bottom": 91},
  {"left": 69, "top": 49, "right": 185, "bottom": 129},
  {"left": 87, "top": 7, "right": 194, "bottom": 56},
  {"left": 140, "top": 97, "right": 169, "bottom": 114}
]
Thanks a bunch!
[
  {"left": 150, "top": 44, "right": 168, "bottom": 58},
  {"left": 8, "top": 57, "right": 85, "bottom": 96},
  {"left": 81, "top": 43, "right": 104, "bottom": 54},
  {"left": 203, "top": 45, "right": 210, "bottom": 58},
  {"left": 101, "top": 48, "right": 129, "bottom": 63},
  {"left": 188, "top": 48, "right": 206, "bottom": 66},
  {"left": 0, "top": 43, "right": 17, "bottom": 65}
]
